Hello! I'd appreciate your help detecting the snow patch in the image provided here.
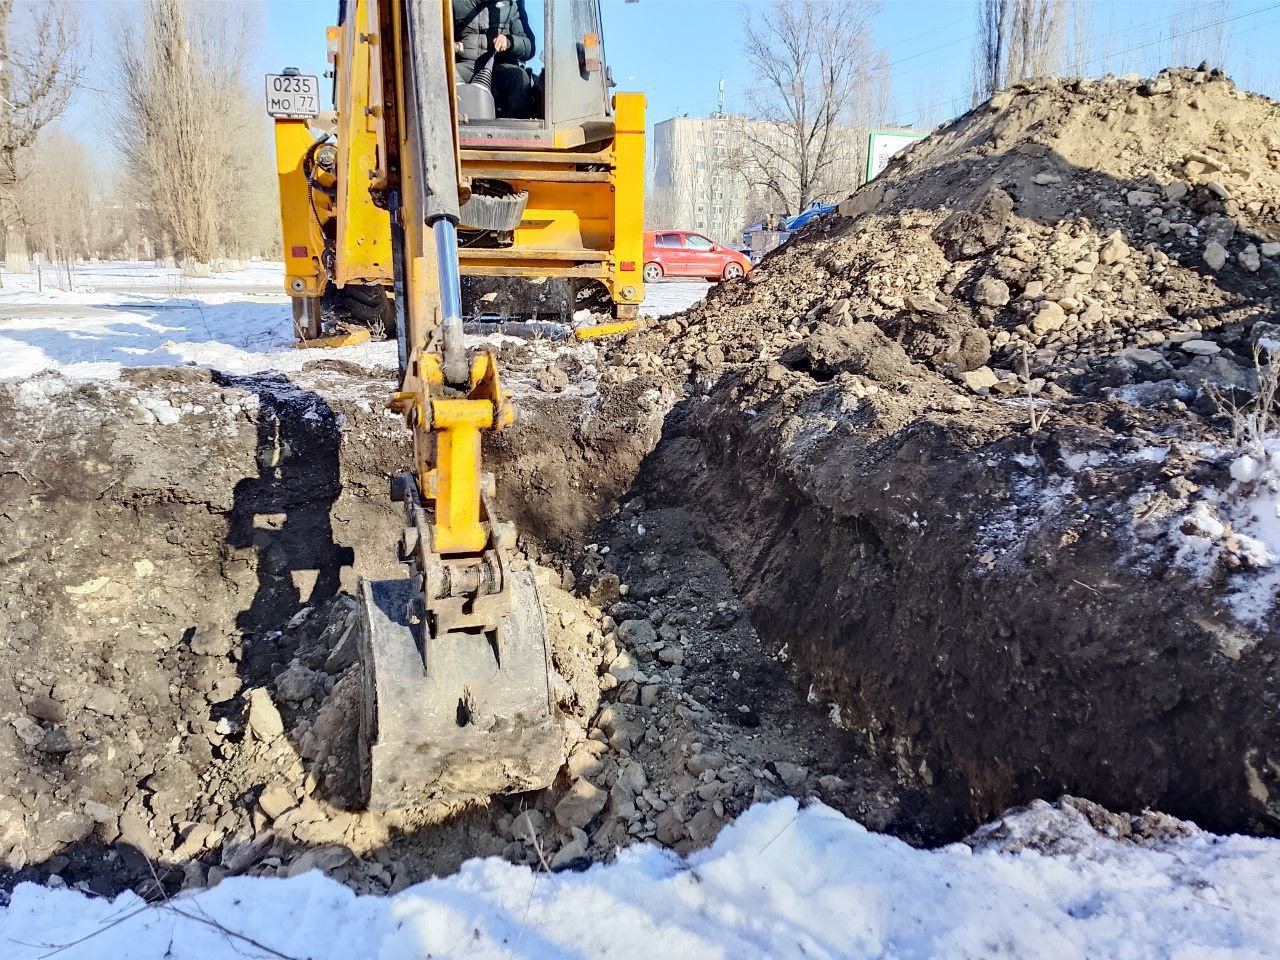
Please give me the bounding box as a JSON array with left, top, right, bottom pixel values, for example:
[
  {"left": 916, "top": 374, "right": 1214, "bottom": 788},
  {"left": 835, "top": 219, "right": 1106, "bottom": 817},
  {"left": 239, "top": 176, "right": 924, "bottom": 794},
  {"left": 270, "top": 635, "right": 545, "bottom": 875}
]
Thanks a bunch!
[
  {"left": 3, "top": 798, "right": 1279, "bottom": 958},
  {"left": 1163, "top": 438, "right": 1280, "bottom": 627}
]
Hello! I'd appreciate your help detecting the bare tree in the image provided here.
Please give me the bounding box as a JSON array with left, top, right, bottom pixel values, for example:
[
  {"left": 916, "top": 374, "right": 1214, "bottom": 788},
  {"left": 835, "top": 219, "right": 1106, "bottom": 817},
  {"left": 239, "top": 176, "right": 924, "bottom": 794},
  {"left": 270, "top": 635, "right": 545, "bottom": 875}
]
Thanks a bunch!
[
  {"left": 971, "top": 0, "right": 1068, "bottom": 102},
  {"left": 0, "top": 0, "right": 82, "bottom": 278},
  {"left": 110, "top": 0, "right": 268, "bottom": 272},
  {"left": 1169, "top": 0, "right": 1229, "bottom": 69},
  {"left": 735, "top": 0, "right": 881, "bottom": 216},
  {"left": 15, "top": 127, "right": 93, "bottom": 268},
  {"left": 1068, "top": 0, "right": 1092, "bottom": 76}
]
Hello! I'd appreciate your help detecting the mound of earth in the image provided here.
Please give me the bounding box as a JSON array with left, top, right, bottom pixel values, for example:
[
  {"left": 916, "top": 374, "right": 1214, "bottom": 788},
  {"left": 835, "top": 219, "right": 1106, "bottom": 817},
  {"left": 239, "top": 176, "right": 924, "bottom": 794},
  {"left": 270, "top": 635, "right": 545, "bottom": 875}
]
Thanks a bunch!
[{"left": 612, "top": 68, "right": 1280, "bottom": 835}]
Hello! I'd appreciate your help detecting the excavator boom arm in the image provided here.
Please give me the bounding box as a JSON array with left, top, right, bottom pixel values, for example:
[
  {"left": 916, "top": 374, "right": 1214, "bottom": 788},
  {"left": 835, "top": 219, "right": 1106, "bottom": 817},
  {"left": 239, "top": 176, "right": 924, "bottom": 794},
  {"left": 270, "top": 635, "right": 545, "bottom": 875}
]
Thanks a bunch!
[{"left": 354, "top": 0, "right": 563, "bottom": 809}]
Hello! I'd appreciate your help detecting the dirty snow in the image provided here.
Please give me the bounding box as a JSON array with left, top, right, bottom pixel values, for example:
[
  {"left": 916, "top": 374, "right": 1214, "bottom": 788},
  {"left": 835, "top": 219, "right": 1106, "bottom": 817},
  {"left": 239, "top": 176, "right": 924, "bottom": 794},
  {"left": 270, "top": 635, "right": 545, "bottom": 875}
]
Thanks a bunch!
[
  {"left": 0, "top": 263, "right": 707, "bottom": 383},
  {"left": 1164, "top": 438, "right": 1280, "bottom": 626},
  {"left": 3, "top": 798, "right": 1279, "bottom": 959}
]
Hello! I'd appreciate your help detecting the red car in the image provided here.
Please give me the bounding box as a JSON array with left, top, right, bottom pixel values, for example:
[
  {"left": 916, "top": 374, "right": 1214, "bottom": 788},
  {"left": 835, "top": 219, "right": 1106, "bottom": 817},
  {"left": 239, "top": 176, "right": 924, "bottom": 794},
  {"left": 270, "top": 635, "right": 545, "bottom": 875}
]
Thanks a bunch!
[{"left": 643, "top": 230, "right": 751, "bottom": 283}]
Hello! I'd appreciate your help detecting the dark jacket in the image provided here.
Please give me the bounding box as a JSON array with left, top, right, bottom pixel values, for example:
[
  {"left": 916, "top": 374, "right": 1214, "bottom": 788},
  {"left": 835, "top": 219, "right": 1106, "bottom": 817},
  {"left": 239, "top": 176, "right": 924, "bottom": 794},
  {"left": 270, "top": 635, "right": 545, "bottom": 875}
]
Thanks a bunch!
[{"left": 453, "top": 0, "right": 535, "bottom": 65}]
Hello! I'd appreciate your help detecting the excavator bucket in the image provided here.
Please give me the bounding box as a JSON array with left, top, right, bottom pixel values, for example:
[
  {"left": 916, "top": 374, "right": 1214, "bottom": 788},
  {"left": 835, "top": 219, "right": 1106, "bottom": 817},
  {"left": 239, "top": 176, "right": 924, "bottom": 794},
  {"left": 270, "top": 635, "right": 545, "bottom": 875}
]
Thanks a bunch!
[{"left": 356, "top": 571, "right": 564, "bottom": 810}]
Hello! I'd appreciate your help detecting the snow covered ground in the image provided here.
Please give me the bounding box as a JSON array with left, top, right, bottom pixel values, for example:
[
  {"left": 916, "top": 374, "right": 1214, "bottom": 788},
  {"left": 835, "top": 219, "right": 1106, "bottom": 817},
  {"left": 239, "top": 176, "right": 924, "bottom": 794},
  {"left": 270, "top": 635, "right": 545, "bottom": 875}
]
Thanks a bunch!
[
  {"left": 0, "top": 263, "right": 709, "bottom": 382},
  {"left": 3, "top": 798, "right": 1279, "bottom": 959}
]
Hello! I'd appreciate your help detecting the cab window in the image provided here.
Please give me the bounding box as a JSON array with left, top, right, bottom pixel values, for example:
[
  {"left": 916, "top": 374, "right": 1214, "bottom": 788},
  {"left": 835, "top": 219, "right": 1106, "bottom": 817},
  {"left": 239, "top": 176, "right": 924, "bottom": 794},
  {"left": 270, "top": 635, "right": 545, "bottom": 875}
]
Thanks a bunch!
[{"left": 655, "top": 233, "right": 681, "bottom": 248}]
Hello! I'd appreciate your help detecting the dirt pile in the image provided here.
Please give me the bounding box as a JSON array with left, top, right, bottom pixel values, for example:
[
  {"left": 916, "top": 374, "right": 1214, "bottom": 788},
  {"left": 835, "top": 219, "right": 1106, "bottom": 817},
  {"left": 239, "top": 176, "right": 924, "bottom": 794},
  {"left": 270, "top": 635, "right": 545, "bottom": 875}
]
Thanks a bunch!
[
  {"left": 637, "top": 68, "right": 1278, "bottom": 394},
  {"left": 613, "top": 69, "right": 1280, "bottom": 835}
]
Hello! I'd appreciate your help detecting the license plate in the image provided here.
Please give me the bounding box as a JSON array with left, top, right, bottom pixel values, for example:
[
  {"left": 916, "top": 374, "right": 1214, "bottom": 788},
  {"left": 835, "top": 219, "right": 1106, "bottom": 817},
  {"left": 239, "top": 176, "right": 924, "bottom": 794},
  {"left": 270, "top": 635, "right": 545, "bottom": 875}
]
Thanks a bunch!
[{"left": 265, "top": 73, "right": 320, "bottom": 119}]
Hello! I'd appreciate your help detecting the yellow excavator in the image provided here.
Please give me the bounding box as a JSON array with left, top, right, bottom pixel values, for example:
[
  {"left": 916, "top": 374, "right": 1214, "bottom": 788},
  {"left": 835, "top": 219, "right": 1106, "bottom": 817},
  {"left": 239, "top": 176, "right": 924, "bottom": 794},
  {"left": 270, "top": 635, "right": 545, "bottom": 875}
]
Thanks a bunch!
[{"left": 268, "top": 0, "right": 645, "bottom": 807}]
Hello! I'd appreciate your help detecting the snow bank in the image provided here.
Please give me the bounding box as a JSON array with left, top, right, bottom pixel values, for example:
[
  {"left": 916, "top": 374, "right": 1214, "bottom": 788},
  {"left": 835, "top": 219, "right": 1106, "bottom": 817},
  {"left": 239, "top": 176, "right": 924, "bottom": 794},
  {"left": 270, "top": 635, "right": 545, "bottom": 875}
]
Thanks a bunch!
[
  {"left": 0, "top": 263, "right": 706, "bottom": 383},
  {"left": 3, "top": 799, "right": 1278, "bottom": 959}
]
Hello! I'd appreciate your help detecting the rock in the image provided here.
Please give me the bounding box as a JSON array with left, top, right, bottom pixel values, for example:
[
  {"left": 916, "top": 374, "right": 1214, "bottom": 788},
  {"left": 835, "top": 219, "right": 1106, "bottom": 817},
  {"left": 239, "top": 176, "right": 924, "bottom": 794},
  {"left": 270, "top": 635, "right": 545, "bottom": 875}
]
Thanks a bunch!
[
  {"left": 511, "top": 809, "right": 547, "bottom": 843},
  {"left": 608, "top": 782, "right": 637, "bottom": 821},
  {"left": 1204, "top": 180, "right": 1230, "bottom": 200},
  {"left": 655, "top": 808, "right": 685, "bottom": 845},
  {"left": 1203, "top": 240, "right": 1228, "bottom": 271},
  {"left": 686, "top": 751, "right": 726, "bottom": 777},
  {"left": 536, "top": 367, "right": 570, "bottom": 394},
  {"left": 1032, "top": 172, "right": 1061, "bottom": 186},
  {"left": 617, "top": 619, "right": 657, "bottom": 648},
  {"left": 11, "top": 716, "right": 45, "bottom": 747},
  {"left": 50, "top": 812, "right": 94, "bottom": 844},
  {"left": 932, "top": 189, "right": 1013, "bottom": 261},
  {"left": 84, "top": 685, "right": 126, "bottom": 717},
  {"left": 1098, "top": 232, "right": 1128, "bottom": 265},
  {"left": 685, "top": 806, "right": 726, "bottom": 846},
  {"left": 1163, "top": 181, "right": 1189, "bottom": 202},
  {"left": 258, "top": 783, "right": 295, "bottom": 819},
  {"left": 1020, "top": 279, "right": 1045, "bottom": 301},
  {"left": 1117, "top": 347, "right": 1163, "bottom": 365},
  {"left": 566, "top": 742, "right": 607, "bottom": 780},
  {"left": 1031, "top": 302, "right": 1067, "bottom": 334},
  {"left": 275, "top": 662, "right": 325, "bottom": 703},
  {"left": 36, "top": 727, "right": 74, "bottom": 754},
  {"left": 285, "top": 846, "right": 354, "bottom": 877},
  {"left": 1126, "top": 190, "right": 1158, "bottom": 207},
  {"left": 324, "top": 622, "right": 359, "bottom": 673},
  {"left": 906, "top": 294, "right": 947, "bottom": 315},
  {"left": 145, "top": 759, "right": 198, "bottom": 819},
  {"left": 1261, "top": 242, "right": 1280, "bottom": 258},
  {"left": 554, "top": 779, "right": 608, "bottom": 830},
  {"left": 189, "top": 624, "right": 233, "bottom": 658},
  {"left": 1140, "top": 77, "right": 1173, "bottom": 95},
  {"left": 973, "top": 276, "right": 1010, "bottom": 307},
  {"left": 24, "top": 695, "right": 66, "bottom": 724},
  {"left": 182, "top": 861, "right": 208, "bottom": 890},
  {"left": 960, "top": 366, "right": 999, "bottom": 394},
  {"left": 548, "top": 828, "right": 589, "bottom": 870},
  {"left": 607, "top": 651, "right": 638, "bottom": 683},
  {"left": 247, "top": 688, "right": 285, "bottom": 741},
  {"left": 770, "top": 760, "right": 809, "bottom": 791},
  {"left": 618, "top": 759, "right": 648, "bottom": 793},
  {"left": 1180, "top": 339, "right": 1220, "bottom": 356},
  {"left": 657, "top": 646, "right": 684, "bottom": 665},
  {"left": 582, "top": 570, "right": 621, "bottom": 608},
  {"left": 83, "top": 799, "right": 118, "bottom": 824},
  {"left": 1239, "top": 245, "right": 1261, "bottom": 273},
  {"left": 817, "top": 774, "right": 847, "bottom": 797}
]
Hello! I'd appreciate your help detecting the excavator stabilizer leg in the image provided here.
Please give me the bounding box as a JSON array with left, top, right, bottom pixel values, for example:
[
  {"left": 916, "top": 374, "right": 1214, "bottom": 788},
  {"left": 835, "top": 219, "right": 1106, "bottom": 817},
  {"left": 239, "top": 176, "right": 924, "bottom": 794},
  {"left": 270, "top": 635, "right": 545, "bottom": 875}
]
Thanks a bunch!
[{"left": 357, "top": 572, "right": 563, "bottom": 810}]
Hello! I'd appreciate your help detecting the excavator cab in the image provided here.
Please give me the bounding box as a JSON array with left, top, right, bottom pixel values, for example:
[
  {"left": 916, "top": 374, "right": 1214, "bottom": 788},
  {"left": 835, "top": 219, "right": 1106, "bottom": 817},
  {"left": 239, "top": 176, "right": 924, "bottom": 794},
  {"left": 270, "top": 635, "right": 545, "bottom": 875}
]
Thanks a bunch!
[{"left": 455, "top": 0, "right": 612, "bottom": 138}]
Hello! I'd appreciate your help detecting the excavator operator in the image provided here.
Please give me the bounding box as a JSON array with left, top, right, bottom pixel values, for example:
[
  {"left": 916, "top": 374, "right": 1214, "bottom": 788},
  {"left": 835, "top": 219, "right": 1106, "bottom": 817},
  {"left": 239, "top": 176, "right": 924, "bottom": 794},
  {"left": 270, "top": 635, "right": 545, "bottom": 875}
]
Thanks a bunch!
[{"left": 453, "top": 0, "right": 536, "bottom": 118}]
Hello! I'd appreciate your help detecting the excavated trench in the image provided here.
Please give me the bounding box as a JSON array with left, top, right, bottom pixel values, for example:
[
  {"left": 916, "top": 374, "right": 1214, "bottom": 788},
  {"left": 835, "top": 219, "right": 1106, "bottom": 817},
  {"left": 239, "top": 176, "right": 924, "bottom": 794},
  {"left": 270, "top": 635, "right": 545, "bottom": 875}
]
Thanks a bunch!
[{"left": 1, "top": 320, "right": 1276, "bottom": 897}]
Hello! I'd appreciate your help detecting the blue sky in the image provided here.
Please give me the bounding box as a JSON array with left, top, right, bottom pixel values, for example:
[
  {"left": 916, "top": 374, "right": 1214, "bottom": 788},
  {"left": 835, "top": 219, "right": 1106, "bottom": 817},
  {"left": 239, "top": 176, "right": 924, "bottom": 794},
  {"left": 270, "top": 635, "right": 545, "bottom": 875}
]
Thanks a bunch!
[
  {"left": 257, "top": 0, "right": 1280, "bottom": 128},
  {"left": 62, "top": 0, "right": 1280, "bottom": 143}
]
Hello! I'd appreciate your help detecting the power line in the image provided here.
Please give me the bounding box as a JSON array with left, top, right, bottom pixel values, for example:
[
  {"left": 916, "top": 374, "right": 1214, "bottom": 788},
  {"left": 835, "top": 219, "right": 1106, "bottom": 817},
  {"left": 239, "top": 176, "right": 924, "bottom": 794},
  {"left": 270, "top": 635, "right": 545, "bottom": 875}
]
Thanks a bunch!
[
  {"left": 888, "top": 1, "right": 1280, "bottom": 127},
  {"left": 889, "top": 0, "right": 1276, "bottom": 99},
  {"left": 884, "top": 12, "right": 976, "bottom": 68}
]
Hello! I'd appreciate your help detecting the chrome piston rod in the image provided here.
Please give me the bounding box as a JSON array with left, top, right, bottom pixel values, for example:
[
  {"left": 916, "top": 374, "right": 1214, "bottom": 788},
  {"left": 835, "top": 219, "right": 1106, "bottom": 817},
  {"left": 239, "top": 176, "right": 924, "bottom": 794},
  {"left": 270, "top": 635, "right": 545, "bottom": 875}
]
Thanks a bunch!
[{"left": 433, "top": 217, "right": 468, "bottom": 386}]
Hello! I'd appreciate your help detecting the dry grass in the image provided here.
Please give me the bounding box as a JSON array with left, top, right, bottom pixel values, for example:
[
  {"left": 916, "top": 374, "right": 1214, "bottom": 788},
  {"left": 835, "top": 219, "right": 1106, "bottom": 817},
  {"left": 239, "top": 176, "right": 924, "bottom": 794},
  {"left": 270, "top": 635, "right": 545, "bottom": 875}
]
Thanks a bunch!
[{"left": 1206, "top": 343, "right": 1278, "bottom": 458}]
